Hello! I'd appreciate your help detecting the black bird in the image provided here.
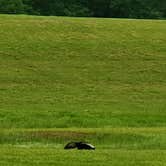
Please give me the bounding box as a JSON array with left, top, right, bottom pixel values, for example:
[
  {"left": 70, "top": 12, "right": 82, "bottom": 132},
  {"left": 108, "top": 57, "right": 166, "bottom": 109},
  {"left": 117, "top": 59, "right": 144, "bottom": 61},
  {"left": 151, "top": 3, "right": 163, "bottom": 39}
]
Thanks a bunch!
[
  {"left": 64, "top": 142, "right": 77, "bottom": 149},
  {"left": 64, "top": 142, "right": 95, "bottom": 150}
]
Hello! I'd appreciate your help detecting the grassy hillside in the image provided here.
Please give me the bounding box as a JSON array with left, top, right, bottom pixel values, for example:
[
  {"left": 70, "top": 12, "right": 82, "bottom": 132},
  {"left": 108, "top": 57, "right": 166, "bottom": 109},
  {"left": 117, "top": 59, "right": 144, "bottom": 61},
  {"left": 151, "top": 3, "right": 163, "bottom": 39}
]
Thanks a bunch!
[
  {"left": 0, "top": 14, "right": 166, "bottom": 166},
  {"left": 0, "top": 15, "right": 166, "bottom": 128}
]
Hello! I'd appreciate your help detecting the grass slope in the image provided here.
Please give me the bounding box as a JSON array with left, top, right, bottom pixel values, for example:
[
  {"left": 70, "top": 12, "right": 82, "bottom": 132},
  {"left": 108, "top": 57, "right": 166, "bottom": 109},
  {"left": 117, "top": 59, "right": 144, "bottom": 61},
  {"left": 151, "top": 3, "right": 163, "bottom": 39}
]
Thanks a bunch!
[
  {"left": 0, "top": 15, "right": 166, "bottom": 128},
  {"left": 0, "top": 14, "right": 166, "bottom": 165}
]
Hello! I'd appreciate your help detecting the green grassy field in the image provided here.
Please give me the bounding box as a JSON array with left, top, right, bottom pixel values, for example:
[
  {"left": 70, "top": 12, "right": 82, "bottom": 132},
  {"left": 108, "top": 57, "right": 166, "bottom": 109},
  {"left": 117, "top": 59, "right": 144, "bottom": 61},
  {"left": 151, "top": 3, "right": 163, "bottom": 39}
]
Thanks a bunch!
[
  {"left": 0, "top": 15, "right": 166, "bottom": 165},
  {"left": 0, "top": 128, "right": 166, "bottom": 166}
]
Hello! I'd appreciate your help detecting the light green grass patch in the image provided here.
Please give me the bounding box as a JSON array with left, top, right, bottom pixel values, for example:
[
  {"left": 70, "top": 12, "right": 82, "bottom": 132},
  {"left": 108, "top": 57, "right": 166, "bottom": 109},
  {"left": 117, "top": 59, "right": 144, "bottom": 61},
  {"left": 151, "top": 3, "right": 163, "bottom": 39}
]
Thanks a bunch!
[{"left": 0, "top": 147, "right": 166, "bottom": 166}]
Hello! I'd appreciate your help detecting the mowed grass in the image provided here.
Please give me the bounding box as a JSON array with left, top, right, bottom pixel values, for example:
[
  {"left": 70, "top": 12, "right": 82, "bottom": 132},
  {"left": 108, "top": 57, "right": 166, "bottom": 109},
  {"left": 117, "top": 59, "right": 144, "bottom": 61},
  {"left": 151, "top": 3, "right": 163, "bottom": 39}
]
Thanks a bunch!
[
  {"left": 1, "top": 148, "right": 166, "bottom": 166},
  {"left": 0, "top": 15, "right": 166, "bottom": 165},
  {"left": 0, "top": 15, "right": 166, "bottom": 128}
]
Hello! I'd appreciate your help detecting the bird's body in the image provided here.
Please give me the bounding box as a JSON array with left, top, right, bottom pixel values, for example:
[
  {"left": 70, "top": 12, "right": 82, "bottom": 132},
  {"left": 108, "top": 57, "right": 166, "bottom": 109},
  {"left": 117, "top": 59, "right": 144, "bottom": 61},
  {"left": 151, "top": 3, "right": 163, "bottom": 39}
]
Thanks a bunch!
[
  {"left": 64, "top": 142, "right": 95, "bottom": 150},
  {"left": 64, "top": 142, "right": 77, "bottom": 149},
  {"left": 76, "top": 142, "right": 95, "bottom": 150}
]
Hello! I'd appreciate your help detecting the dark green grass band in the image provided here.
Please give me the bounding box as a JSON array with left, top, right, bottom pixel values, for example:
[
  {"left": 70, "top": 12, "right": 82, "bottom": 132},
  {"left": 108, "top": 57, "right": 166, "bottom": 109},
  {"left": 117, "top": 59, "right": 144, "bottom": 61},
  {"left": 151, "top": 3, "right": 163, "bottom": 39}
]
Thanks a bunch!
[{"left": 0, "top": 128, "right": 165, "bottom": 150}]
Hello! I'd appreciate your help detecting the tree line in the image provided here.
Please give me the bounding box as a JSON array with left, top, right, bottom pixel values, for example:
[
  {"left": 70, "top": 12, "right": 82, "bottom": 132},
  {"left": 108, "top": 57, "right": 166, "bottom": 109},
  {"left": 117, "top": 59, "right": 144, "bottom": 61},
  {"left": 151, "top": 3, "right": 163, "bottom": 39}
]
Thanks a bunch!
[{"left": 0, "top": 0, "right": 166, "bottom": 19}]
